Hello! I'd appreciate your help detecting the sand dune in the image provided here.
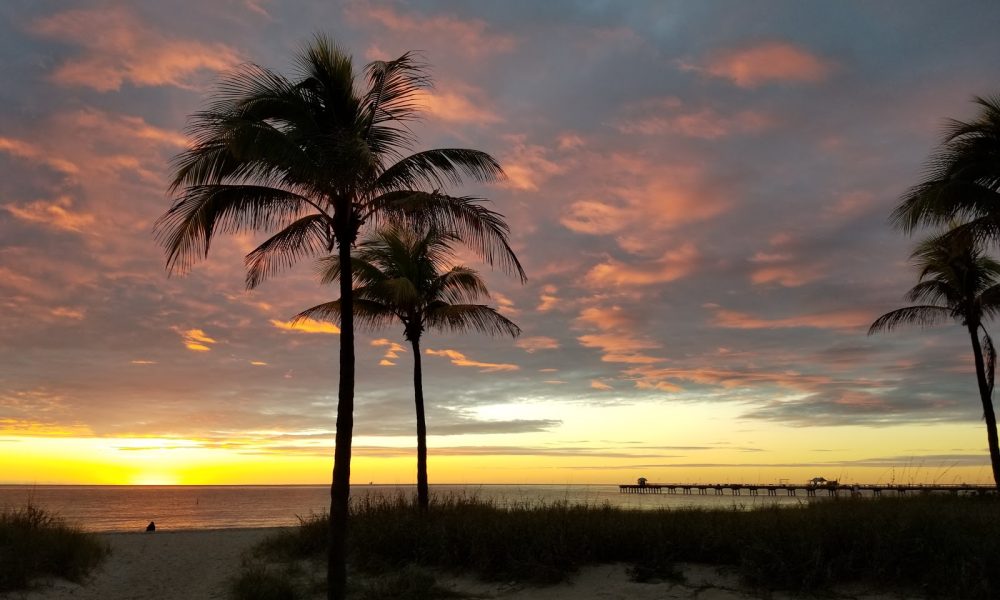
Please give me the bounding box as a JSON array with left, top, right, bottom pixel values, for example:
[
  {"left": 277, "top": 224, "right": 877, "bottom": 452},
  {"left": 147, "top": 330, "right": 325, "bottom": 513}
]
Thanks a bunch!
[{"left": 7, "top": 529, "right": 914, "bottom": 600}]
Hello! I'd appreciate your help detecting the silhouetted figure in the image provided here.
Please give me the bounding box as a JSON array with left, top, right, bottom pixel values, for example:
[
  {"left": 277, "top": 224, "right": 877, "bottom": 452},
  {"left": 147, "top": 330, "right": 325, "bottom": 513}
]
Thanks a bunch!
[{"left": 146, "top": 521, "right": 155, "bottom": 532}]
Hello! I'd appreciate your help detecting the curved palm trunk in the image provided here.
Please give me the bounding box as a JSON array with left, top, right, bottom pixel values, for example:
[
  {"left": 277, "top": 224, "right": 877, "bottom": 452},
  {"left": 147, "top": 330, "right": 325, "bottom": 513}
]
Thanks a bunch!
[
  {"left": 967, "top": 323, "right": 1000, "bottom": 489},
  {"left": 328, "top": 224, "right": 355, "bottom": 600},
  {"left": 411, "top": 336, "right": 429, "bottom": 511}
]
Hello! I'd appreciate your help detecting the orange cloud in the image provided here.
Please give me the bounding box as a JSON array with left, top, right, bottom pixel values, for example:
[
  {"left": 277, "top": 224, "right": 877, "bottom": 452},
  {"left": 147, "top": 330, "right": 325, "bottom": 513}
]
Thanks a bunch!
[
  {"left": 586, "top": 243, "right": 698, "bottom": 287},
  {"left": 591, "top": 380, "right": 613, "bottom": 391},
  {"left": 49, "top": 307, "right": 85, "bottom": 320},
  {"left": 30, "top": 7, "right": 240, "bottom": 91},
  {"left": 372, "top": 338, "right": 406, "bottom": 366},
  {"left": 271, "top": 318, "right": 341, "bottom": 335},
  {"left": 60, "top": 109, "right": 188, "bottom": 149},
  {"left": 413, "top": 88, "right": 501, "bottom": 124},
  {"left": 687, "top": 41, "right": 833, "bottom": 88},
  {"left": 577, "top": 332, "right": 662, "bottom": 364},
  {"left": 502, "top": 137, "right": 567, "bottom": 192},
  {"left": 353, "top": 5, "right": 516, "bottom": 58},
  {"left": 174, "top": 328, "right": 217, "bottom": 352},
  {"left": 625, "top": 364, "right": 833, "bottom": 393},
  {"left": 515, "top": 336, "right": 560, "bottom": 353},
  {"left": 536, "top": 285, "right": 560, "bottom": 312},
  {"left": 425, "top": 348, "right": 519, "bottom": 372},
  {"left": 710, "top": 307, "right": 871, "bottom": 331},
  {"left": 0, "top": 137, "right": 79, "bottom": 175},
  {"left": 4, "top": 196, "right": 95, "bottom": 233},
  {"left": 616, "top": 97, "right": 772, "bottom": 139}
]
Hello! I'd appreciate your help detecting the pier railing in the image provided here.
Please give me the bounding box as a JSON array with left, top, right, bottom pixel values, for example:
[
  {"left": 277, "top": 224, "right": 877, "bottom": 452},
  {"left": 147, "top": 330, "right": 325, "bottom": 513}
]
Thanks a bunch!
[{"left": 619, "top": 482, "right": 997, "bottom": 497}]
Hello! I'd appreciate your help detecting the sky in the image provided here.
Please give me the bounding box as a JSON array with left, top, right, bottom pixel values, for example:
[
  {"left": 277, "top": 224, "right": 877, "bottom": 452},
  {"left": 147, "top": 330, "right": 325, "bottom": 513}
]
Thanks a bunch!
[{"left": 2, "top": 0, "right": 1000, "bottom": 486}]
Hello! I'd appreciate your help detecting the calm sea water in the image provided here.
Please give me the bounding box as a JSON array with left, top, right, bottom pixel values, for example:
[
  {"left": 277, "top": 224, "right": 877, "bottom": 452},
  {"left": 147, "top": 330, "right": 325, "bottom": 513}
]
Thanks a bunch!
[{"left": 0, "top": 484, "right": 811, "bottom": 532}]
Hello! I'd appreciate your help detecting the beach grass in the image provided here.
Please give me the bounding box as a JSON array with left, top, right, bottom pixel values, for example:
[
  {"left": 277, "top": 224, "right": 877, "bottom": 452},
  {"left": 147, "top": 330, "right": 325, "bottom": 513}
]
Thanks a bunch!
[
  {"left": 0, "top": 503, "right": 110, "bottom": 592},
  {"left": 234, "top": 493, "right": 1000, "bottom": 599}
]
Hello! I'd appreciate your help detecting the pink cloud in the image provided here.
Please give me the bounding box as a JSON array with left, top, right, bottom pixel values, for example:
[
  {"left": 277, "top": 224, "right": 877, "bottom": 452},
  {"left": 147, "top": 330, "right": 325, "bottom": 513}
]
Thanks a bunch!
[
  {"left": 372, "top": 338, "right": 406, "bottom": 366},
  {"left": 413, "top": 87, "right": 501, "bottom": 124},
  {"left": 710, "top": 307, "right": 872, "bottom": 331},
  {"left": 577, "top": 333, "right": 663, "bottom": 364},
  {"left": 616, "top": 97, "right": 772, "bottom": 139},
  {"left": 586, "top": 243, "right": 698, "bottom": 287},
  {"left": 30, "top": 7, "right": 240, "bottom": 91},
  {"left": 502, "top": 137, "right": 567, "bottom": 192},
  {"left": 591, "top": 380, "right": 614, "bottom": 391},
  {"left": 625, "top": 364, "right": 833, "bottom": 392},
  {"left": 4, "top": 196, "right": 95, "bottom": 233},
  {"left": 686, "top": 41, "right": 833, "bottom": 88},
  {"left": 425, "top": 348, "right": 519, "bottom": 372},
  {"left": 0, "top": 137, "right": 79, "bottom": 175},
  {"left": 351, "top": 5, "right": 516, "bottom": 58},
  {"left": 515, "top": 336, "right": 560, "bottom": 353}
]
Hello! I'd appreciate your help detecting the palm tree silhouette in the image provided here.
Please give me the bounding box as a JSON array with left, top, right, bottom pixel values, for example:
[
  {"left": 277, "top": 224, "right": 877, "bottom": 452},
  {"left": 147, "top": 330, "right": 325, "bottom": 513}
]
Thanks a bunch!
[
  {"left": 892, "top": 95, "right": 1000, "bottom": 237},
  {"left": 870, "top": 230, "right": 1000, "bottom": 488},
  {"left": 154, "top": 36, "right": 524, "bottom": 600},
  {"left": 296, "top": 226, "right": 521, "bottom": 511}
]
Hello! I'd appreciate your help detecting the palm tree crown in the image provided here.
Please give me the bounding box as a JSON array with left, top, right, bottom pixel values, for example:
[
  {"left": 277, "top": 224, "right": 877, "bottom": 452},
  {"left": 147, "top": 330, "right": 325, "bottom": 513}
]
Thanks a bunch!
[
  {"left": 299, "top": 227, "right": 521, "bottom": 343},
  {"left": 297, "top": 227, "right": 520, "bottom": 510},
  {"left": 892, "top": 95, "right": 1000, "bottom": 238}
]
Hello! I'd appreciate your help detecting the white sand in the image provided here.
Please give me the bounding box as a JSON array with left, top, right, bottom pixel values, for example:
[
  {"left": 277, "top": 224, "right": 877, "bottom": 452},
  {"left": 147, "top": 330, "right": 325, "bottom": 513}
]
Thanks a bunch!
[{"left": 6, "top": 529, "right": 916, "bottom": 600}]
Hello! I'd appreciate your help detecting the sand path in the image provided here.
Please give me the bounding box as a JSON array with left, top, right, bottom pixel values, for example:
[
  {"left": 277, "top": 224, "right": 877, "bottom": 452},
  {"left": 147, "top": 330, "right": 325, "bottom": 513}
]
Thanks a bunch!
[{"left": 5, "top": 528, "right": 277, "bottom": 600}]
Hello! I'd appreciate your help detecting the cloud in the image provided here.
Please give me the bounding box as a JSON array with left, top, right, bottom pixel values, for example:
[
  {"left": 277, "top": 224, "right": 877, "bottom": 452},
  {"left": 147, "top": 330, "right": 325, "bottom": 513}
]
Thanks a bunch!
[
  {"left": 515, "top": 336, "right": 560, "bottom": 353},
  {"left": 591, "top": 380, "right": 614, "bottom": 391},
  {"left": 710, "top": 307, "right": 872, "bottom": 331},
  {"left": 30, "top": 6, "right": 240, "bottom": 91},
  {"left": 577, "top": 332, "right": 663, "bottom": 364},
  {"left": 414, "top": 88, "right": 501, "bottom": 124},
  {"left": 616, "top": 97, "right": 772, "bottom": 139},
  {"left": 372, "top": 338, "right": 406, "bottom": 365},
  {"left": 501, "top": 137, "right": 567, "bottom": 192},
  {"left": 0, "top": 137, "right": 79, "bottom": 175},
  {"left": 536, "top": 285, "right": 560, "bottom": 312},
  {"left": 586, "top": 242, "right": 699, "bottom": 287},
  {"left": 271, "top": 318, "right": 341, "bottom": 335},
  {"left": 4, "top": 196, "right": 95, "bottom": 233},
  {"left": 425, "top": 348, "right": 519, "bottom": 372},
  {"left": 351, "top": 5, "right": 516, "bottom": 58},
  {"left": 174, "top": 328, "right": 217, "bottom": 352},
  {"left": 684, "top": 41, "right": 834, "bottom": 88}
]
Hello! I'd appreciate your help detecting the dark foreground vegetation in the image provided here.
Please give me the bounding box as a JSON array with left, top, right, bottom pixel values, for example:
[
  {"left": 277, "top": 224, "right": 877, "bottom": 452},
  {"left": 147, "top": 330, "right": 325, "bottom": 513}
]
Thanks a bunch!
[
  {"left": 231, "top": 493, "right": 1000, "bottom": 599},
  {"left": 0, "top": 504, "right": 109, "bottom": 592}
]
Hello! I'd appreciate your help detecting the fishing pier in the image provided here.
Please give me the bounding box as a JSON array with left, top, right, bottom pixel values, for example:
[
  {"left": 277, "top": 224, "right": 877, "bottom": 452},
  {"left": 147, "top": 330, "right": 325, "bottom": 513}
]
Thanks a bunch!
[{"left": 619, "top": 482, "right": 996, "bottom": 497}]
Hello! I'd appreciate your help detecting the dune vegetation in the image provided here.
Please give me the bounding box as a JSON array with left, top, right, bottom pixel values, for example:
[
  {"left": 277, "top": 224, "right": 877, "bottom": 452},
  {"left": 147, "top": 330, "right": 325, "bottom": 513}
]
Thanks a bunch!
[
  {"left": 0, "top": 503, "right": 109, "bottom": 593},
  {"left": 230, "top": 493, "right": 1000, "bottom": 600}
]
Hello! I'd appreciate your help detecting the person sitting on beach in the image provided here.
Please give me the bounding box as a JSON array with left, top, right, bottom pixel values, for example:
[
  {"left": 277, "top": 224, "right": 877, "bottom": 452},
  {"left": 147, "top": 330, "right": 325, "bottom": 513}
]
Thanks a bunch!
[{"left": 146, "top": 521, "right": 155, "bottom": 532}]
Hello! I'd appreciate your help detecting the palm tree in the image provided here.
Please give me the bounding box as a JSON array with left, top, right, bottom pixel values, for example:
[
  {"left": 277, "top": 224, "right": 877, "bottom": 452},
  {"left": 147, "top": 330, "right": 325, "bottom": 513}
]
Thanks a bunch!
[
  {"left": 869, "top": 230, "right": 1000, "bottom": 488},
  {"left": 154, "top": 36, "right": 525, "bottom": 600},
  {"left": 296, "top": 227, "right": 521, "bottom": 511},
  {"left": 892, "top": 95, "right": 1000, "bottom": 238}
]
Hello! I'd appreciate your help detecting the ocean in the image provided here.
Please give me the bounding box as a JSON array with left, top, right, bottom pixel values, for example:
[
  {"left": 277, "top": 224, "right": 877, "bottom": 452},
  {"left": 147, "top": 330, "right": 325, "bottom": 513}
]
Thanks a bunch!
[{"left": 0, "top": 484, "right": 811, "bottom": 532}]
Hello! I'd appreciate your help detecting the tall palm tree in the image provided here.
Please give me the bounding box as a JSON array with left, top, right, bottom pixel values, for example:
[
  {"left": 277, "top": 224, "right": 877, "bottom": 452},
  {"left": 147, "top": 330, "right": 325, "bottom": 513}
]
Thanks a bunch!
[
  {"left": 154, "top": 36, "right": 525, "bottom": 600},
  {"left": 869, "top": 230, "right": 1000, "bottom": 488},
  {"left": 296, "top": 227, "right": 521, "bottom": 511},
  {"left": 892, "top": 95, "right": 1000, "bottom": 237}
]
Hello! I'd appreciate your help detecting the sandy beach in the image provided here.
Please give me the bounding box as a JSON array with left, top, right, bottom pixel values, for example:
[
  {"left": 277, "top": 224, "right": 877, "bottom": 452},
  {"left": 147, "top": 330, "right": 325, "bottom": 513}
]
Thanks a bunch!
[
  {"left": 5, "top": 528, "right": 277, "bottom": 600},
  {"left": 4, "top": 528, "right": 918, "bottom": 600}
]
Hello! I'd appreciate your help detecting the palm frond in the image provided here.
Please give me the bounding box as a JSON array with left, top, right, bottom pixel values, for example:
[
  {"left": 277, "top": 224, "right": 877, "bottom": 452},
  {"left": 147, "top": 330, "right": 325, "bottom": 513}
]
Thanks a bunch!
[
  {"left": 154, "top": 185, "right": 310, "bottom": 273},
  {"left": 374, "top": 149, "right": 505, "bottom": 192},
  {"left": 868, "top": 305, "right": 953, "bottom": 335},
  {"left": 423, "top": 303, "right": 521, "bottom": 338},
  {"left": 432, "top": 267, "right": 491, "bottom": 304},
  {"left": 368, "top": 191, "right": 526, "bottom": 282},
  {"left": 244, "top": 214, "right": 332, "bottom": 289},
  {"left": 293, "top": 298, "right": 397, "bottom": 331}
]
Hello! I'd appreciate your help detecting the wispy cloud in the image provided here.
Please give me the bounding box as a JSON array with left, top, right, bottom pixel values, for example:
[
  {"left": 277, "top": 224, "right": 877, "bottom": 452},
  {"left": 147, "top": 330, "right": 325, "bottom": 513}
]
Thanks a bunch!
[{"left": 425, "top": 348, "right": 519, "bottom": 372}]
